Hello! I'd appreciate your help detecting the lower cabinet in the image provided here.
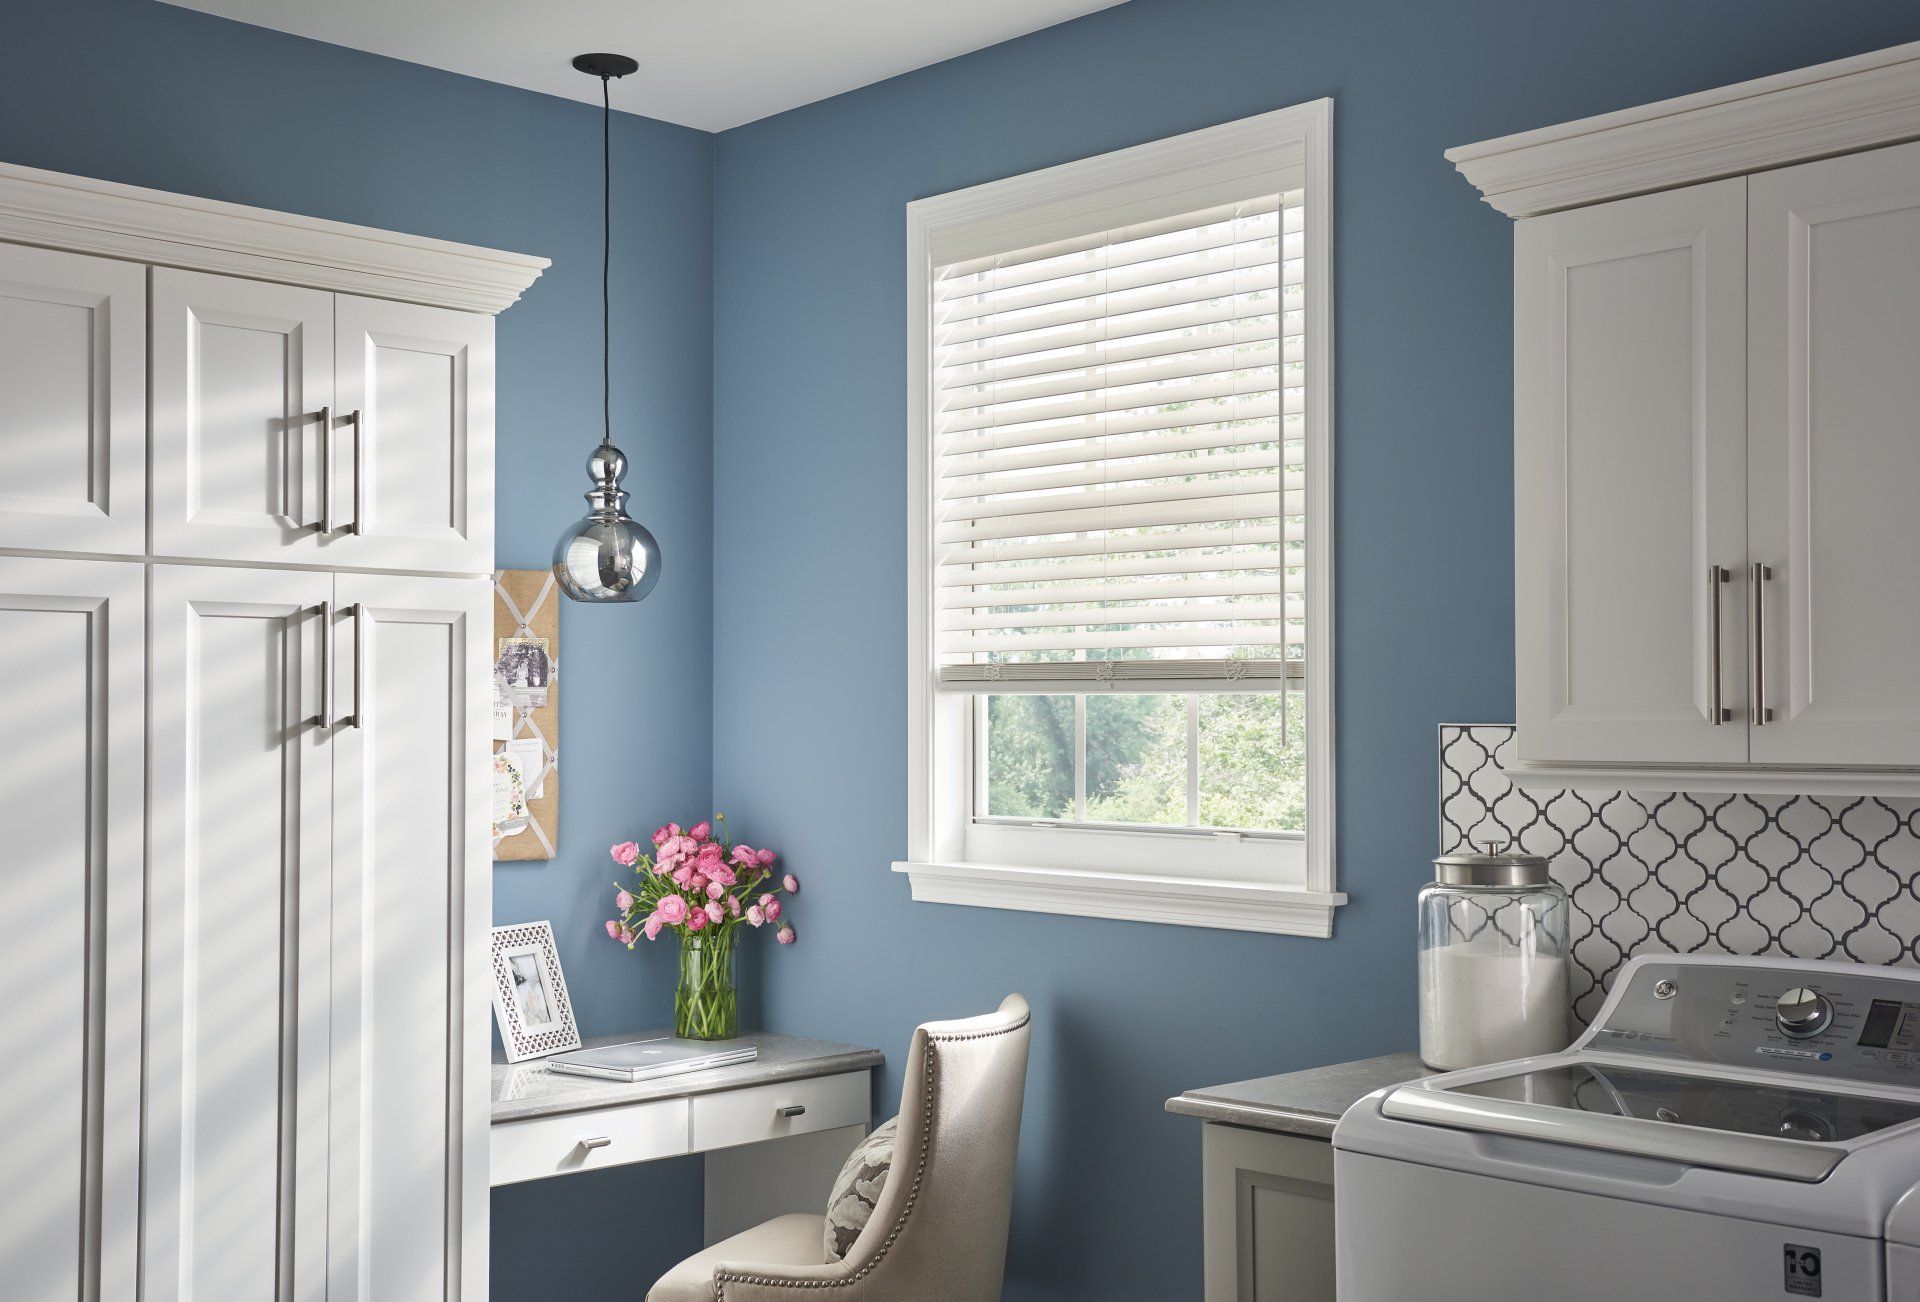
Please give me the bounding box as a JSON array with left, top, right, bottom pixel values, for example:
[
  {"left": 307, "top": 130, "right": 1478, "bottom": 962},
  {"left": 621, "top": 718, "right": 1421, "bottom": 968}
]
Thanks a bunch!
[{"left": 1202, "top": 1124, "right": 1336, "bottom": 1302}]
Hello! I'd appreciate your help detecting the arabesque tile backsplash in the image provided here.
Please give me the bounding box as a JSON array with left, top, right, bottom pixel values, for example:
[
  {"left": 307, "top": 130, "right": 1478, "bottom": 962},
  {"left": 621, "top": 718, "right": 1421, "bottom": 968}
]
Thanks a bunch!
[{"left": 1439, "top": 724, "right": 1920, "bottom": 1024}]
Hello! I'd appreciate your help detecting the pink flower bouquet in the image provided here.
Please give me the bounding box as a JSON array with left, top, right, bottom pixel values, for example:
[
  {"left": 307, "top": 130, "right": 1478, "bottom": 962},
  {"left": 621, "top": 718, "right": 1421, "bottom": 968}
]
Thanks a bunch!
[{"left": 604, "top": 813, "right": 798, "bottom": 1038}]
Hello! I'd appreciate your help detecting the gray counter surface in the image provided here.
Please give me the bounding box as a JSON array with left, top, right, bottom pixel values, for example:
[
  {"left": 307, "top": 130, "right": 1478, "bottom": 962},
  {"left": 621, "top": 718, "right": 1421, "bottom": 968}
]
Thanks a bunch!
[{"left": 1166, "top": 1052, "right": 1432, "bottom": 1139}]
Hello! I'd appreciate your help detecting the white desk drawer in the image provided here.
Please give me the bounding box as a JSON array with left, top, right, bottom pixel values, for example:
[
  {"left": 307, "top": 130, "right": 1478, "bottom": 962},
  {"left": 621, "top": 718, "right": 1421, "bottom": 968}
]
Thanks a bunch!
[
  {"left": 692, "top": 1071, "right": 868, "bottom": 1152},
  {"left": 491, "top": 1097, "right": 689, "bottom": 1186}
]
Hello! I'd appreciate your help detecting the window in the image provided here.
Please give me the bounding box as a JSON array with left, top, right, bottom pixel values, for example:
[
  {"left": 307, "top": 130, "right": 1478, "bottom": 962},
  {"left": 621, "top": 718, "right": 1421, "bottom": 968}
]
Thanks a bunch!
[{"left": 897, "top": 101, "right": 1338, "bottom": 936}]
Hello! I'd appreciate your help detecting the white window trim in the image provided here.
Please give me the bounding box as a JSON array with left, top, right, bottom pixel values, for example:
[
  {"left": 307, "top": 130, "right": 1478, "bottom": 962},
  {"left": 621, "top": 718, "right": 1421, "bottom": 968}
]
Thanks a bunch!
[{"left": 895, "top": 99, "right": 1341, "bottom": 938}]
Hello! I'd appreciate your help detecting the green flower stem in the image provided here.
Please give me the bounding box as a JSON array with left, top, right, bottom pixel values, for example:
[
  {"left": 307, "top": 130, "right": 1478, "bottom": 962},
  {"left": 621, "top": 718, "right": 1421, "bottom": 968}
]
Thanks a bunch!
[{"left": 675, "top": 927, "right": 739, "bottom": 1040}]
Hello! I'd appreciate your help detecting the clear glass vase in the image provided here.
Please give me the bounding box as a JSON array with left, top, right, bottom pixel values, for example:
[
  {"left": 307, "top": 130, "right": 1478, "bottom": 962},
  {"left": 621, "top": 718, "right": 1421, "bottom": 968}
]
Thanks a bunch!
[{"left": 676, "top": 928, "right": 739, "bottom": 1041}]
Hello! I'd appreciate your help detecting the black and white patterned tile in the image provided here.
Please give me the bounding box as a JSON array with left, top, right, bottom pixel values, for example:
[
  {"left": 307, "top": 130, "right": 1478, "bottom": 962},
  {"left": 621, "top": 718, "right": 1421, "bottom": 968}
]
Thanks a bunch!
[{"left": 1439, "top": 724, "right": 1920, "bottom": 1024}]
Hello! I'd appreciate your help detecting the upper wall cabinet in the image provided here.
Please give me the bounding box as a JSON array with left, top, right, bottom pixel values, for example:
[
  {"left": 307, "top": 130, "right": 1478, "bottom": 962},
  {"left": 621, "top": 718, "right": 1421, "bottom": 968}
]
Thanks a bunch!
[
  {"left": 152, "top": 269, "right": 494, "bottom": 574},
  {"left": 0, "top": 244, "right": 145, "bottom": 554},
  {"left": 1453, "top": 39, "right": 1920, "bottom": 790}
]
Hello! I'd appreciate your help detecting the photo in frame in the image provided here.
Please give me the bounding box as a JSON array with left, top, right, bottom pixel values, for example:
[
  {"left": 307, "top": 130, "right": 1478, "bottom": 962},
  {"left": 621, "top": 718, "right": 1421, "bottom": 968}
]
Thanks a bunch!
[
  {"left": 493, "top": 569, "right": 560, "bottom": 859},
  {"left": 489, "top": 921, "right": 581, "bottom": 1061}
]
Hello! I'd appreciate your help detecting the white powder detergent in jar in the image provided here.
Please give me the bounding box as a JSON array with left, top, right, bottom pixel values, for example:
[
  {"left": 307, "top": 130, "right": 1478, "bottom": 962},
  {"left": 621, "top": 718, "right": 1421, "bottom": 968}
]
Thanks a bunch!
[{"left": 1418, "top": 848, "right": 1570, "bottom": 1070}]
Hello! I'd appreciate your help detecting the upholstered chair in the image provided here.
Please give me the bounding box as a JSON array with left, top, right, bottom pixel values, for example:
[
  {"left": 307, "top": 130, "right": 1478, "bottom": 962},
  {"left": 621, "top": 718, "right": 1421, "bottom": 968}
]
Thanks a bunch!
[{"left": 647, "top": 994, "right": 1032, "bottom": 1302}]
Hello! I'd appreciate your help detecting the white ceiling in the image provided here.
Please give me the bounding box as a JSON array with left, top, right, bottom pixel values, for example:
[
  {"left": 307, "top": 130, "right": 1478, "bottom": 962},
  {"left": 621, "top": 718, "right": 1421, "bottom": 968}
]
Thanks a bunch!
[{"left": 157, "top": 0, "right": 1128, "bottom": 132}]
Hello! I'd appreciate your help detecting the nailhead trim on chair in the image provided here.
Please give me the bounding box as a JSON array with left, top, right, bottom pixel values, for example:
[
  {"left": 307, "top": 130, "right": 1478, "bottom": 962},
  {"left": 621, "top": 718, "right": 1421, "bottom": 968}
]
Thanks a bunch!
[{"left": 713, "top": 1011, "right": 1032, "bottom": 1298}]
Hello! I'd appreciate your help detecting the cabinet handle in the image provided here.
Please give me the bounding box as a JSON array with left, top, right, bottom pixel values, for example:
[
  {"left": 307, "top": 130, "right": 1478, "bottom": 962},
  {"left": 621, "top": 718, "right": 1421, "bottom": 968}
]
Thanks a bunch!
[
  {"left": 345, "top": 602, "right": 366, "bottom": 729},
  {"left": 1707, "top": 565, "right": 1730, "bottom": 724},
  {"left": 776, "top": 1104, "right": 806, "bottom": 1118},
  {"left": 349, "top": 409, "right": 365, "bottom": 536},
  {"left": 578, "top": 1135, "right": 612, "bottom": 1151},
  {"left": 318, "top": 406, "right": 334, "bottom": 534},
  {"left": 1750, "top": 563, "right": 1774, "bottom": 726},
  {"left": 315, "top": 600, "right": 335, "bottom": 729}
]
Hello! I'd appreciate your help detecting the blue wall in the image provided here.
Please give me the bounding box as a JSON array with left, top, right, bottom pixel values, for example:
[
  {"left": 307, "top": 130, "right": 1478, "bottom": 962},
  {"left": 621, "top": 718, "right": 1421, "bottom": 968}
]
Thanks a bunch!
[
  {"left": 0, "top": 0, "right": 712, "bottom": 1291},
  {"left": 710, "top": 2, "right": 1920, "bottom": 1297}
]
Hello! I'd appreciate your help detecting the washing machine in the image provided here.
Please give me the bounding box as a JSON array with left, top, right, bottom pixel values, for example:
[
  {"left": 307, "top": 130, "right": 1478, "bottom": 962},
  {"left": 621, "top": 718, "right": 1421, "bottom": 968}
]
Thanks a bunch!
[{"left": 1334, "top": 955, "right": 1920, "bottom": 1300}]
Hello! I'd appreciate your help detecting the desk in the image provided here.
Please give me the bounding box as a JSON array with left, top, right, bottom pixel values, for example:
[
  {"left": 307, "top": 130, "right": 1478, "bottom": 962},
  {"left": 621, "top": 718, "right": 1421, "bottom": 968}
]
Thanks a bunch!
[
  {"left": 1167, "top": 1053, "right": 1429, "bottom": 1302},
  {"left": 494, "top": 1031, "right": 883, "bottom": 1244}
]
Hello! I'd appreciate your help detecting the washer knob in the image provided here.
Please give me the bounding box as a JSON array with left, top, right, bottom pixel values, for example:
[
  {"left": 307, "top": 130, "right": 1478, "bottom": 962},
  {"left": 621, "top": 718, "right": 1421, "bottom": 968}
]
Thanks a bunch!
[{"left": 1774, "top": 987, "right": 1833, "bottom": 1039}]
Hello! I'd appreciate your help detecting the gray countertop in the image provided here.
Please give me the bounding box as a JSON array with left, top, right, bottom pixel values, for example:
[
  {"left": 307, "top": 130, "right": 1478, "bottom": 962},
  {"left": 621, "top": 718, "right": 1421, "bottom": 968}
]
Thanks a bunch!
[
  {"left": 1165, "top": 1052, "right": 1433, "bottom": 1140},
  {"left": 493, "top": 1031, "right": 885, "bottom": 1124}
]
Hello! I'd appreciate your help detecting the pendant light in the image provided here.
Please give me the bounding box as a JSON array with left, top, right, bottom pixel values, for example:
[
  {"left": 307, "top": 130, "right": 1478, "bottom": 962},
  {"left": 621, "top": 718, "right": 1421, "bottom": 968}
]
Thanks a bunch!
[{"left": 553, "top": 52, "right": 662, "bottom": 603}]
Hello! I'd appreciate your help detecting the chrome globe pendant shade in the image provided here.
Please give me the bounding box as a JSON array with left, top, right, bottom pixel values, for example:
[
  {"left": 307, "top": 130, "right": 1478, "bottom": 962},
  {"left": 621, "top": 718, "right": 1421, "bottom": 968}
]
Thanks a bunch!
[{"left": 553, "top": 52, "right": 662, "bottom": 604}]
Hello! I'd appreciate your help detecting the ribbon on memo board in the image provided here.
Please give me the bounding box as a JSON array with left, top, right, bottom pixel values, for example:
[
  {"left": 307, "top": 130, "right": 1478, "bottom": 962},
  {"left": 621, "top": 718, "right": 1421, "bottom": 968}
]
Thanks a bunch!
[{"left": 493, "top": 569, "right": 559, "bottom": 860}]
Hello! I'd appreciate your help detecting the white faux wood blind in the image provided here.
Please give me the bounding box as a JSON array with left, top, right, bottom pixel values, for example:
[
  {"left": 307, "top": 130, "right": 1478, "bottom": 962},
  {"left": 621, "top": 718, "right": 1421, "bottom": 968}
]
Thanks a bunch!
[{"left": 934, "top": 193, "right": 1306, "bottom": 690}]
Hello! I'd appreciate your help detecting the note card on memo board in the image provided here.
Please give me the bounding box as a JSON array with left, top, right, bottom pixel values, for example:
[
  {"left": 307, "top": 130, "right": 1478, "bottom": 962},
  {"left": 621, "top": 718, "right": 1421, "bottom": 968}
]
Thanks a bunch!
[{"left": 493, "top": 569, "right": 559, "bottom": 860}]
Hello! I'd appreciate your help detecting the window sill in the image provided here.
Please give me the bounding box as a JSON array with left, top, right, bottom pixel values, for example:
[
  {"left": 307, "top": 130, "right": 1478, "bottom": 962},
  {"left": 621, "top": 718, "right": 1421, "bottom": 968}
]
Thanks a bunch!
[{"left": 890, "top": 860, "right": 1346, "bottom": 938}]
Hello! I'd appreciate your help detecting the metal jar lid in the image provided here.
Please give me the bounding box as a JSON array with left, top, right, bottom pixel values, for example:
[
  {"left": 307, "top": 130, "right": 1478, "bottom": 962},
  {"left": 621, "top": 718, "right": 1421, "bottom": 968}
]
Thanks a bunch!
[{"left": 1433, "top": 850, "right": 1551, "bottom": 887}]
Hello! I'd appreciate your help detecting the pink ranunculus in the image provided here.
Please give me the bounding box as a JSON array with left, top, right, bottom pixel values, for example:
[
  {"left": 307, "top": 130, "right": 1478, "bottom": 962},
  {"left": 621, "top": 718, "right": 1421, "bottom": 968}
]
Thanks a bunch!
[
  {"left": 689, "top": 873, "right": 707, "bottom": 894},
  {"left": 731, "top": 844, "right": 757, "bottom": 867},
  {"left": 696, "top": 842, "right": 723, "bottom": 869},
  {"left": 706, "top": 862, "right": 736, "bottom": 887},
  {"left": 652, "top": 825, "right": 672, "bottom": 847},
  {"left": 618, "top": 925, "right": 637, "bottom": 946},
  {"left": 705, "top": 901, "right": 724, "bottom": 924},
  {"left": 671, "top": 865, "right": 693, "bottom": 887},
  {"left": 776, "top": 923, "right": 796, "bottom": 945},
  {"left": 746, "top": 903, "right": 766, "bottom": 927},
  {"left": 689, "top": 820, "right": 712, "bottom": 841},
  {"left": 643, "top": 913, "right": 663, "bottom": 941},
  {"left": 605, "top": 919, "right": 622, "bottom": 940},
  {"left": 656, "top": 894, "right": 689, "bottom": 925},
  {"left": 685, "top": 905, "right": 708, "bottom": 932},
  {"left": 611, "top": 840, "right": 641, "bottom": 866},
  {"left": 756, "top": 848, "right": 776, "bottom": 866},
  {"left": 706, "top": 880, "right": 724, "bottom": 901},
  {"left": 764, "top": 898, "right": 782, "bottom": 922},
  {"left": 727, "top": 895, "right": 741, "bottom": 917},
  {"left": 615, "top": 889, "right": 634, "bottom": 912},
  {"left": 782, "top": 873, "right": 799, "bottom": 893}
]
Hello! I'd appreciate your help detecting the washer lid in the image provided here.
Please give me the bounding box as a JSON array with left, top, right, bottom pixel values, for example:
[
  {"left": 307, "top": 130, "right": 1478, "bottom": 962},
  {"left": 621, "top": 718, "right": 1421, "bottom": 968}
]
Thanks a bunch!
[{"left": 1380, "top": 1060, "right": 1920, "bottom": 1182}]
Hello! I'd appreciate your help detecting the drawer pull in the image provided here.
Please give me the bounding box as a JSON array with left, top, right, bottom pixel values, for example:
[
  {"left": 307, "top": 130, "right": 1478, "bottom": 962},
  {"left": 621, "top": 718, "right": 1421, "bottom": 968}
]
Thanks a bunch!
[
  {"left": 579, "top": 1135, "right": 612, "bottom": 1151},
  {"left": 776, "top": 1104, "right": 807, "bottom": 1119}
]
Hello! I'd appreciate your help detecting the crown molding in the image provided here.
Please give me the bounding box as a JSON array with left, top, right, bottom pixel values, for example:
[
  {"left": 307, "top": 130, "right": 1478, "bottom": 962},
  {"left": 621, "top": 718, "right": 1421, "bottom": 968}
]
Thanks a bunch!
[
  {"left": 1447, "top": 40, "right": 1920, "bottom": 219},
  {"left": 0, "top": 160, "right": 548, "bottom": 314}
]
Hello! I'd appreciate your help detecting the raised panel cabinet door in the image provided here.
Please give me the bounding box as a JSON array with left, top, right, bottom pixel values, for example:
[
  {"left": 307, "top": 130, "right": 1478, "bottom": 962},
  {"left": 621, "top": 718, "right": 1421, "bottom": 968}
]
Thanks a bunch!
[
  {"left": 0, "top": 244, "right": 145, "bottom": 555},
  {"left": 150, "top": 267, "right": 335, "bottom": 565},
  {"left": 327, "top": 573, "right": 489, "bottom": 1302},
  {"left": 333, "top": 297, "right": 494, "bottom": 574},
  {"left": 0, "top": 558, "right": 143, "bottom": 1302},
  {"left": 1513, "top": 178, "right": 1749, "bottom": 765},
  {"left": 146, "top": 565, "right": 334, "bottom": 1302},
  {"left": 1749, "top": 140, "right": 1920, "bottom": 766}
]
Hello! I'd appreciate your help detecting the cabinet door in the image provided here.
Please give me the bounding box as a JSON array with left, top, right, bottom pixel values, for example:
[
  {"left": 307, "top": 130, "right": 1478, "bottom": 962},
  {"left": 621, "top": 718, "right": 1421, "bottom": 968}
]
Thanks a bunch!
[
  {"left": 333, "top": 296, "right": 494, "bottom": 574},
  {"left": 151, "top": 268, "right": 335, "bottom": 565},
  {"left": 1749, "top": 141, "right": 1920, "bottom": 766},
  {"left": 0, "top": 244, "right": 145, "bottom": 554},
  {"left": 0, "top": 558, "right": 143, "bottom": 1302},
  {"left": 1513, "top": 178, "right": 1749, "bottom": 764},
  {"left": 328, "top": 573, "right": 489, "bottom": 1302},
  {"left": 147, "top": 565, "right": 334, "bottom": 1302}
]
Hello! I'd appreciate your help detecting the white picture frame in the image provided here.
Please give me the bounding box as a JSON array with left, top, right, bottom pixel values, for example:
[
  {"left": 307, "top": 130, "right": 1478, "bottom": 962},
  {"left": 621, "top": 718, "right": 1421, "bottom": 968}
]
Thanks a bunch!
[{"left": 489, "top": 920, "right": 581, "bottom": 1061}]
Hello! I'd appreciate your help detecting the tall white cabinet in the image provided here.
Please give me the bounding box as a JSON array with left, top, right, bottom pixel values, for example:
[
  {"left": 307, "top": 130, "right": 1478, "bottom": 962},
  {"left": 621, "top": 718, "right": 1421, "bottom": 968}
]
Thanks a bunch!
[
  {"left": 0, "top": 159, "right": 545, "bottom": 1302},
  {"left": 1451, "top": 40, "right": 1920, "bottom": 788}
]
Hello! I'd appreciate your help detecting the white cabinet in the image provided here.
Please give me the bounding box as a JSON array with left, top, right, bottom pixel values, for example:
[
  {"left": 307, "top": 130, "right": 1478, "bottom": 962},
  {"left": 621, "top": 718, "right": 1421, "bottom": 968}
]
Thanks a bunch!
[
  {"left": 0, "top": 245, "right": 145, "bottom": 554},
  {"left": 1749, "top": 140, "right": 1920, "bottom": 766},
  {"left": 1514, "top": 179, "right": 1748, "bottom": 765},
  {"left": 1201, "top": 1125, "right": 1335, "bottom": 1302},
  {"left": 152, "top": 269, "right": 493, "bottom": 574},
  {"left": 0, "top": 557, "right": 144, "bottom": 1302},
  {"left": 1513, "top": 138, "right": 1920, "bottom": 780}
]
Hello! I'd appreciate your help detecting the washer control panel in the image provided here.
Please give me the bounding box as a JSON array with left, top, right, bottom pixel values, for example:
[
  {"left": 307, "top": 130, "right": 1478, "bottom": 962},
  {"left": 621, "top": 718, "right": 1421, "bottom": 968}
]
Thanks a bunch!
[{"left": 1590, "top": 960, "right": 1920, "bottom": 1086}]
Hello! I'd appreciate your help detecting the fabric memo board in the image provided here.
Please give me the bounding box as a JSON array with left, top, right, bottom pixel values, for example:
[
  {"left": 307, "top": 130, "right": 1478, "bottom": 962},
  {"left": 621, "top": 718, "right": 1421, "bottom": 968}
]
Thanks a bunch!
[{"left": 493, "top": 569, "right": 559, "bottom": 860}]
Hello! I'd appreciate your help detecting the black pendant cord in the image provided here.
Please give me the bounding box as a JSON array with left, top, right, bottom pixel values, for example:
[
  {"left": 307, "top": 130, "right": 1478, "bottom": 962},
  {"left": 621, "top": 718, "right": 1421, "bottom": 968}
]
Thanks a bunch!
[{"left": 600, "top": 71, "right": 612, "bottom": 451}]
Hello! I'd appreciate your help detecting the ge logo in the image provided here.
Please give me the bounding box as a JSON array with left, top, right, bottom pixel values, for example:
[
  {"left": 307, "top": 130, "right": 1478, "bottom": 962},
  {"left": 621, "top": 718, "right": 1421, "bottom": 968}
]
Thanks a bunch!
[{"left": 1783, "top": 1244, "right": 1822, "bottom": 1297}]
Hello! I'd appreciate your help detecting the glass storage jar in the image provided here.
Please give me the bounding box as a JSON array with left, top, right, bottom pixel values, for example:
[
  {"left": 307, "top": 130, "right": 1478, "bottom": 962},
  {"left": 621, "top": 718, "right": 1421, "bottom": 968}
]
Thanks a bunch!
[{"left": 1418, "top": 850, "right": 1570, "bottom": 1071}]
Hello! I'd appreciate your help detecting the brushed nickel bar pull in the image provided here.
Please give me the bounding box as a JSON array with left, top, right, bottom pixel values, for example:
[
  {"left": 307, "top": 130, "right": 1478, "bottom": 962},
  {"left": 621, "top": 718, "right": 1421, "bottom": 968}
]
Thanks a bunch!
[
  {"left": 1708, "top": 564, "right": 1730, "bottom": 724},
  {"left": 578, "top": 1136, "right": 612, "bottom": 1152},
  {"left": 776, "top": 1104, "right": 807, "bottom": 1118},
  {"left": 316, "top": 601, "right": 335, "bottom": 728},
  {"left": 346, "top": 602, "right": 366, "bottom": 729},
  {"left": 349, "top": 409, "right": 365, "bottom": 536},
  {"left": 318, "top": 406, "right": 334, "bottom": 534},
  {"left": 1751, "top": 563, "right": 1774, "bottom": 726}
]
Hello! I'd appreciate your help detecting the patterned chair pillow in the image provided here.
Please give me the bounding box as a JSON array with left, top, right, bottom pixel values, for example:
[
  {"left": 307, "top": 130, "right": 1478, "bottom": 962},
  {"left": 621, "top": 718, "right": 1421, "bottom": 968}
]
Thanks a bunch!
[{"left": 822, "top": 1115, "right": 899, "bottom": 1261}]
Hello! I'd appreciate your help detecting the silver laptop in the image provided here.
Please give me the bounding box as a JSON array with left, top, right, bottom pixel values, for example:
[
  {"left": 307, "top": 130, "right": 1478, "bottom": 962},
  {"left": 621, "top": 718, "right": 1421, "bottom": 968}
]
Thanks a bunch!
[{"left": 545, "top": 1036, "right": 757, "bottom": 1083}]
